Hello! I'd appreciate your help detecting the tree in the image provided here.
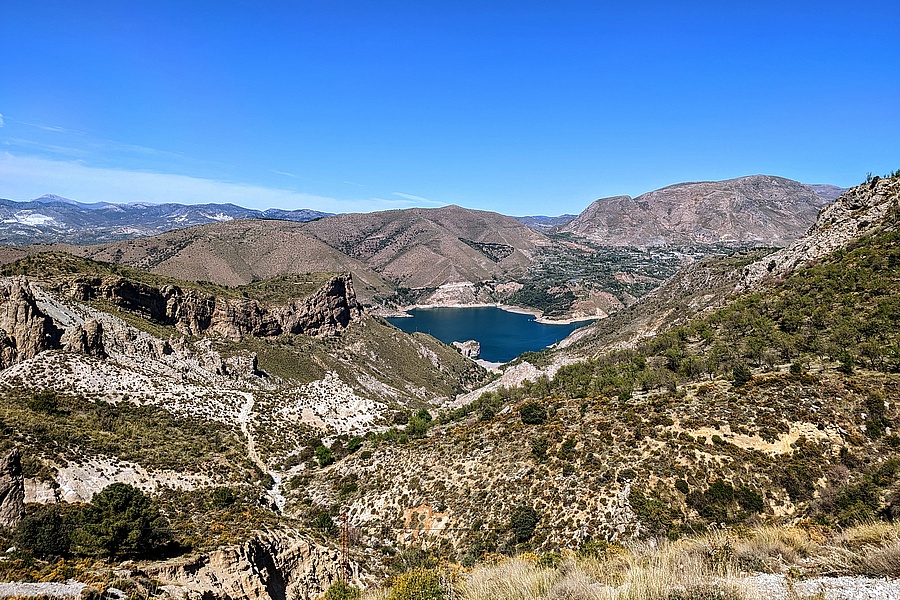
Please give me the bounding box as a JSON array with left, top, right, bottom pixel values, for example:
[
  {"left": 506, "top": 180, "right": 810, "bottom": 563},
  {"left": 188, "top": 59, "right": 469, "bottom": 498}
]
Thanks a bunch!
[
  {"left": 315, "top": 445, "right": 335, "bottom": 467},
  {"left": 510, "top": 505, "right": 539, "bottom": 543},
  {"left": 732, "top": 363, "right": 752, "bottom": 387},
  {"left": 15, "top": 505, "right": 72, "bottom": 556},
  {"left": 69, "top": 483, "right": 168, "bottom": 558},
  {"left": 519, "top": 402, "right": 547, "bottom": 425}
]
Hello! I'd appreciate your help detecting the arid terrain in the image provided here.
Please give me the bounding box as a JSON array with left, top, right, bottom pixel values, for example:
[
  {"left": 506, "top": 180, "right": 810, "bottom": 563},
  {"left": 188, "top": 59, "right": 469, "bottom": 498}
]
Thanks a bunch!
[{"left": 0, "top": 172, "right": 898, "bottom": 600}]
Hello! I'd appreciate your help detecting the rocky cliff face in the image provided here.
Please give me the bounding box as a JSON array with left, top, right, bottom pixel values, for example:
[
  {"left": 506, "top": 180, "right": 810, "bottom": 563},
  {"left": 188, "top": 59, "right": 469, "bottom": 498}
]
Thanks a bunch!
[
  {"left": 562, "top": 175, "right": 829, "bottom": 247},
  {"left": 69, "top": 274, "right": 361, "bottom": 341},
  {"left": 740, "top": 176, "right": 900, "bottom": 286},
  {"left": 148, "top": 528, "right": 356, "bottom": 600},
  {"left": 0, "top": 449, "right": 25, "bottom": 529},
  {"left": 0, "top": 278, "right": 62, "bottom": 368}
]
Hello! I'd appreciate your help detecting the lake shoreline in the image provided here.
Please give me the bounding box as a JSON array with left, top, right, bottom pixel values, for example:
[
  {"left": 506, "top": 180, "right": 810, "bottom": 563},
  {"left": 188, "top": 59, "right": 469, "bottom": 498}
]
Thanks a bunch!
[
  {"left": 380, "top": 302, "right": 599, "bottom": 325},
  {"left": 386, "top": 305, "right": 597, "bottom": 363}
]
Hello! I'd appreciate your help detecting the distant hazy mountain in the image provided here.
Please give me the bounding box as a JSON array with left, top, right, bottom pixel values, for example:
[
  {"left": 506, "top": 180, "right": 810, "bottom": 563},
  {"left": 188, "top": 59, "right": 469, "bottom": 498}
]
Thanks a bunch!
[
  {"left": 0, "top": 194, "right": 331, "bottom": 245},
  {"left": 805, "top": 184, "right": 848, "bottom": 203},
  {"left": 561, "top": 175, "right": 833, "bottom": 247},
  {"left": 513, "top": 214, "right": 578, "bottom": 232}
]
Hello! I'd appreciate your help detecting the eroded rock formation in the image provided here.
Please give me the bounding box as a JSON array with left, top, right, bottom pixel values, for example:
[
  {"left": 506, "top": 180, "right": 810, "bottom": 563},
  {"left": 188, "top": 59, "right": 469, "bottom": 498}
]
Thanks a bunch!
[
  {"left": 148, "top": 528, "right": 356, "bottom": 600},
  {"left": 451, "top": 339, "right": 481, "bottom": 359},
  {"left": 0, "top": 448, "right": 25, "bottom": 529},
  {"left": 0, "top": 278, "right": 61, "bottom": 367},
  {"left": 60, "top": 319, "right": 106, "bottom": 357},
  {"left": 68, "top": 274, "right": 362, "bottom": 341}
]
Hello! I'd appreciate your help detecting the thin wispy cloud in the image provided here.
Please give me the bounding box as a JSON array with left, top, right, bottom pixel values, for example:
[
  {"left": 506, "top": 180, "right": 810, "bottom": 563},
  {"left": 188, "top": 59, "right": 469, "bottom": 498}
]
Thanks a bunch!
[
  {"left": 34, "top": 124, "right": 75, "bottom": 133},
  {"left": 0, "top": 113, "right": 4, "bottom": 128},
  {"left": 270, "top": 169, "right": 298, "bottom": 178},
  {"left": 0, "top": 153, "right": 415, "bottom": 213},
  {"left": 391, "top": 192, "right": 443, "bottom": 206}
]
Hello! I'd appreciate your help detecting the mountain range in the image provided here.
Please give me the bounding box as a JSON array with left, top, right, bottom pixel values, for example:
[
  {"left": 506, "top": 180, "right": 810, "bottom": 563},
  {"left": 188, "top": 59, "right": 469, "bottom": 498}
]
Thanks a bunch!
[
  {"left": 560, "top": 175, "right": 840, "bottom": 246},
  {"left": 0, "top": 176, "right": 846, "bottom": 319},
  {"left": 0, "top": 194, "right": 330, "bottom": 245}
]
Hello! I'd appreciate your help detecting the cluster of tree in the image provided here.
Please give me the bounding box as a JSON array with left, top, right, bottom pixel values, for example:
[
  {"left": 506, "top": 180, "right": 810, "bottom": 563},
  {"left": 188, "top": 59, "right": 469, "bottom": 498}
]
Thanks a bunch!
[
  {"left": 509, "top": 284, "right": 576, "bottom": 316},
  {"left": 14, "top": 483, "right": 173, "bottom": 559}
]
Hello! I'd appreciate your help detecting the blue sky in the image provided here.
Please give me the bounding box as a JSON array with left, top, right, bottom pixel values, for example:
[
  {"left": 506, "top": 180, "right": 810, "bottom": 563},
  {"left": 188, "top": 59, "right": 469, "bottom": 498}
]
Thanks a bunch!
[{"left": 1, "top": 1, "right": 897, "bottom": 215}]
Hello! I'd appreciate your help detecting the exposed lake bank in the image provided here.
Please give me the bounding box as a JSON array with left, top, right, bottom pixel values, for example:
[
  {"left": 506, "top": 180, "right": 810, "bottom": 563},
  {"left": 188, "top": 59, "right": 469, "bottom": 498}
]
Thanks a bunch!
[{"left": 376, "top": 302, "right": 601, "bottom": 325}]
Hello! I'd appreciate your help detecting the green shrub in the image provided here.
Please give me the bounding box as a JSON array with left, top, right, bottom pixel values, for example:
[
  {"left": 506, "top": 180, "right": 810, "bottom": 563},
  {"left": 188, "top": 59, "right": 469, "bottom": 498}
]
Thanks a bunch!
[
  {"left": 388, "top": 567, "right": 443, "bottom": 600},
  {"left": 735, "top": 486, "right": 765, "bottom": 513},
  {"left": 27, "top": 390, "right": 60, "bottom": 414},
  {"left": 510, "top": 505, "right": 539, "bottom": 543},
  {"left": 325, "top": 581, "right": 360, "bottom": 600},
  {"left": 312, "top": 512, "right": 336, "bottom": 535},
  {"left": 406, "top": 416, "right": 430, "bottom": 439},
  {"left": 530, "top": 436, "right": 548, "bottom": 462},
  {"left": 211, "top": 487, "right": 236, "bottom": 507},
  {"left": 315, "top": 445, "right": 335, "bottom": 467},
  {"left": 675, "top": 479, "right": 689, "bottom": 495},
  {"left": 347, "top": 436, "right": 363, "bottom": 453},
  {"left": 519, "top": 402, "right": 547, "bottom": 425},
  {"left": 629, "top": 488, "right": 676, "bottom": 538}
]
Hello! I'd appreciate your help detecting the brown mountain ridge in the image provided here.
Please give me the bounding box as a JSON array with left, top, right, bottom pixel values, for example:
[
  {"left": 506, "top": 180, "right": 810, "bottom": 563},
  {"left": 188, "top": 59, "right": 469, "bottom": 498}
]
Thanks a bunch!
[{"left": 561, "top": 175, "right": 833, "bottom": 246}]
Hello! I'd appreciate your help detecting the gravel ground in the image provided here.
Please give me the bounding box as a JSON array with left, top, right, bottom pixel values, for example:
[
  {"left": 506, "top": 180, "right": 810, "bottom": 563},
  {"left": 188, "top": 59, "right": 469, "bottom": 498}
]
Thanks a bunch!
[
  {"left": 741, "top": 574, "right": 900, "bottom": 599},
  {"left": 0, "top": 580, "right": 85, "bottom": 599}
]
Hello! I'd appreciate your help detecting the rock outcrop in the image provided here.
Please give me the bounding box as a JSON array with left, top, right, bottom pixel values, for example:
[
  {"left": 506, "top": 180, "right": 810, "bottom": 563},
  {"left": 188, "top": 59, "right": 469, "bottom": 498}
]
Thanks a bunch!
[
  {"left": 0, "top": 448, "right": 25, "bottom": 529},
  {"left": 69, "top": 274, "right": 362, "bottom": 341},
  {"left": 0, "top": 278, "right": 62, "bottom": 367},
  {"left": 60, "top": 319, "right": 106, "bottom": 357},
  {"left": 148, "top": 528, "right": 356, "bottom": 600},
  {"left": 451, "top": 340, "right": 481, "bottom": 359},
  {"left": 741, "top": 176, "right": 900, "bottom": 287}
]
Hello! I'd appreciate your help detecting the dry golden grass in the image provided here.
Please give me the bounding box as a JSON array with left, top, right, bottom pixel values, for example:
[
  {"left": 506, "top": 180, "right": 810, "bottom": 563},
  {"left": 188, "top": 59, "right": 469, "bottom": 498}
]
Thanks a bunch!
[{"left": 361, "top": 524, "right": 900, "bottom": 600}]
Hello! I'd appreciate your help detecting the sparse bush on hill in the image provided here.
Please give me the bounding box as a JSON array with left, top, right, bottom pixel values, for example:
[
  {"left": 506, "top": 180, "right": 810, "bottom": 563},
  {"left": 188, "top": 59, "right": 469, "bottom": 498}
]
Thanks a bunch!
[
  {"left": 519, "top": 401, "right": 547, "bottom": 425},
  {"left": 510, "top": 505, "right": 540, "bottom": 543}
]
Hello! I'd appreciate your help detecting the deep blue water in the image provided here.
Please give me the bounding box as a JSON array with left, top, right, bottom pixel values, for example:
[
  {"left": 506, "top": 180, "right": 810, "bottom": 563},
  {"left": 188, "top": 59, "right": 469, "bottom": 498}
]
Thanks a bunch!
[{"left": 386, "top": 307, "right": 593, "bottom": 363}]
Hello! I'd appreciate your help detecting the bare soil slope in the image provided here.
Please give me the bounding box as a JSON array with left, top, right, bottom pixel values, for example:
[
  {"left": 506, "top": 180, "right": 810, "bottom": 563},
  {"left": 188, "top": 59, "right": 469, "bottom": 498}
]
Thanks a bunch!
[{"left": 301, "top": 205, "right": 550, "bottom": 288}]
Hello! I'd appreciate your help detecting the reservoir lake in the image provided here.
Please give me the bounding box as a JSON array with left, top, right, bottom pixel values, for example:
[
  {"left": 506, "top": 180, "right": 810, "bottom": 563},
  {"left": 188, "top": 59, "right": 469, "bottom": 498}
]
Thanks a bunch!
[{"left": 386, "top": 306, "right": 593, "bottom": 363}]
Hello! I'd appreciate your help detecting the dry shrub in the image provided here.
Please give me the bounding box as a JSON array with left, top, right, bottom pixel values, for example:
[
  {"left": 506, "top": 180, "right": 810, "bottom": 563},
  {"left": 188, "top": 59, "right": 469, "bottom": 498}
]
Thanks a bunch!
[
  {"left": 833, "top": 521, "right": 900, "bottom": 550},
  {"left": 731, "top": 526, "right": 813, "bottom": 572},
  {"left": 459, "top": 558, "right": 555, "bottom": 600}
]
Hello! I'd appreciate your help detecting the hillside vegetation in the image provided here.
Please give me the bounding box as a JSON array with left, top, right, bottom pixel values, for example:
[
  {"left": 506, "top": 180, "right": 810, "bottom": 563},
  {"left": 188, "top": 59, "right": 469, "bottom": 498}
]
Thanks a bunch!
[{"left": 298, "top": 175, "right": 900, "bottom": 595}]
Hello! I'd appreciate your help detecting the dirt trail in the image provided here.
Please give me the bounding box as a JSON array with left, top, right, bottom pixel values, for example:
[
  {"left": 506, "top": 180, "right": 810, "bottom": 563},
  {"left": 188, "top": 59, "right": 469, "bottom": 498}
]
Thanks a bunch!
[{"left": 237, "top": 392, "right": 286, "bottom": 511}]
